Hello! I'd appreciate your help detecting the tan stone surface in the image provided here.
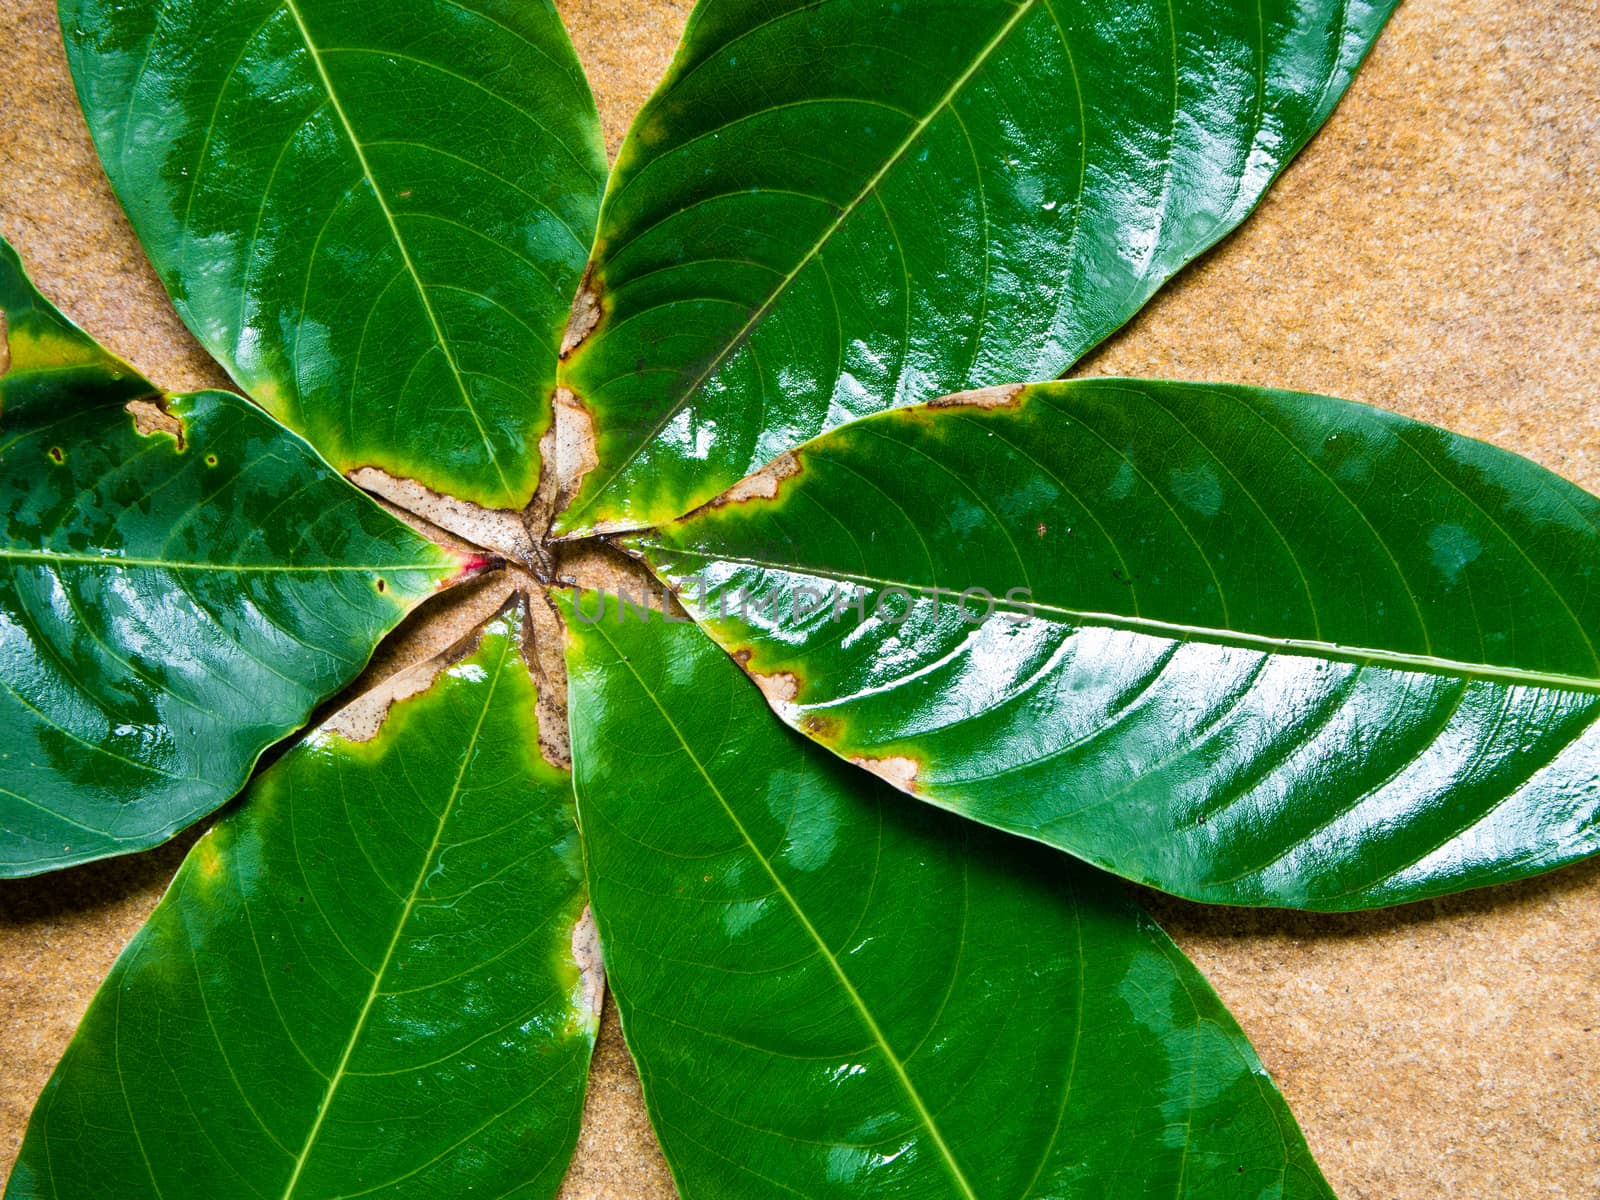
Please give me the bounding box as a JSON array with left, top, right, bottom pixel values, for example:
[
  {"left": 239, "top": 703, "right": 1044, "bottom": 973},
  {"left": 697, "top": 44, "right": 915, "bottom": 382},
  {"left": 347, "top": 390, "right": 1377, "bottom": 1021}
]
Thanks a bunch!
[{"left": 2, "top": 0, "right": 1597, "bottom": 1196}]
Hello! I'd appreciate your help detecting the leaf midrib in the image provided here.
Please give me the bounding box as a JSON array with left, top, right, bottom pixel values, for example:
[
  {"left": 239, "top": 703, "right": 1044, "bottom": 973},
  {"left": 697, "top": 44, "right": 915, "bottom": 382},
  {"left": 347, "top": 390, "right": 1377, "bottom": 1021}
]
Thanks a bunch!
[
  {"left": 279, "top": 0, "right": 512, "bottom": 499},
  {"left": 563, "top": 0, "right": 1041, "bottom": 528},
  {"left": 278, "top": 635, "right": 508, "bottom": 1199},
  {"left": 647, "top": 545, "right": 1600, "bottom": 696},
  {"left": 588, "top": 619, "right": 982, "bottom": 1200}
]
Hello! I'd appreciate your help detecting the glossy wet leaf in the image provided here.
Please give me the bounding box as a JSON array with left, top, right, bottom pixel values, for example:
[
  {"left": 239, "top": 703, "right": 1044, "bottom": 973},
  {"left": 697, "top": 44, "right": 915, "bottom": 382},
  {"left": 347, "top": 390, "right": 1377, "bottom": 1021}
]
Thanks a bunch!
[
  {"left": 563, "top": 595, "right": 1334, "bottom": 1198},
  {"left": 6, "top": 609, "right": 597, "bottom": 1199},
  {"left": 635, "top": 379, "right": 1600, "bottom": 911},
  {"left": 0, "top": 237, "right": 463, "bottom": 877},
  {"left": 61, "top": 0, "right": 607, "bottom": 509},
  {"left": 555, "top": 0, "right": 1397, "bottom": 535}
]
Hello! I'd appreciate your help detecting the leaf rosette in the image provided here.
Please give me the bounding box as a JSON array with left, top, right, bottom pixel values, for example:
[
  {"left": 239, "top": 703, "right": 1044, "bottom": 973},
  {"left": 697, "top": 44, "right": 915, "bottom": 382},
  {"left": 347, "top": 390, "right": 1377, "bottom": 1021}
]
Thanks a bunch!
[{"left": 3, "top": 0, "right": 1594, "bottom": 1195}]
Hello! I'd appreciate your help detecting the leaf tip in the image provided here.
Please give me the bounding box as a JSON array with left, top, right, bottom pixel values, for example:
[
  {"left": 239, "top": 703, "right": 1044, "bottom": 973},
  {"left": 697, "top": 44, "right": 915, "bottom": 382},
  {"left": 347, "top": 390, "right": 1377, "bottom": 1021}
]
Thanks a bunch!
[{"left": 445, "top": 553, "right": 506, "bottom": 587}]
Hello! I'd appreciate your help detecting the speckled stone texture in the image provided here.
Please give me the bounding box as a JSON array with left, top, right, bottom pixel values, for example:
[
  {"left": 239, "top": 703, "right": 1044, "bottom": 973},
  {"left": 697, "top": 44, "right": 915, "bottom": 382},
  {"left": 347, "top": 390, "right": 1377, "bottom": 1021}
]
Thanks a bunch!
[{"left": 2, "top": 1, "right": 1597, "bottom": 1196}]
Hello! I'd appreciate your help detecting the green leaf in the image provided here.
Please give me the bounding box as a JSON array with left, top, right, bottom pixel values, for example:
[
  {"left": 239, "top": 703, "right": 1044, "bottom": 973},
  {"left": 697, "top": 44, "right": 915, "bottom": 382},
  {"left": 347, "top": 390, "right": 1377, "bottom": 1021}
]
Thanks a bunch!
[
  {"left": 0, "top": 236, "right": 463, "bottom": 877},
  {"left": 6, "top": 607, "right": 597, "bottom": 1199},
  {"left": 554, "top": 0, "right": 1397, "bottom": 535},
  {"left": 563, "top": 594, "right": 1334, "bottom": 1198},
  {"left": 60, "top": 0, "right": 607, "bottom": 509},
  {"left": 632, "top": 379, "right": 1600, "bottom": 911},
  {"left": 0, "top": 234, "right": 154, "bottom": 410}
]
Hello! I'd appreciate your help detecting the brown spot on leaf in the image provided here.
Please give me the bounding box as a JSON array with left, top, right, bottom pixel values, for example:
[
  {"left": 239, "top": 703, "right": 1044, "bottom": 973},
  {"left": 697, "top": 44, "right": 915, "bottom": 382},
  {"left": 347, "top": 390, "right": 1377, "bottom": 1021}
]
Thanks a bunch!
[
  {"left": 321, "top": 585, "right": 518, "bottom": 742},
  {"left": 798, "top": 712, "right": 840, "bottom": 739},
  {"left": 552, "top": 387, "right": 600, "bottom": 491},
  {"left": 729, "top": 648, "right": 801, "bottom": 709},
  {"left": 530, "top": 387, "right": 603, "bottom": 541},
  {"left": 929, "top": 383, "right": 1026, "bottom": 410},
  {"left": 850, "top": 754, "right": 921, "bottom": 792},
  {"left": 126, "top": 398, "right": 185, "bottom": 449},
  {"left": 560, "top": 267, "right": 603, "bottom": 359},
  {"left": 521, "top": 587, "right": 575, "bottom": 770},
  {"left": 349, "top": 466, "right": 538, "bottom": 567},
  {"left": 323, "top": 639, "right": 471, "bottom": 743},
  {"left": 711, "top": 452, "right": 801, "bottom": 508},
  {"left": 753, "top": 669, "right": 800, "bottom": 706},
  {"left": 0, "top": 310, "right": 11, "bottom": 378},
  {"left": 570, "top": 905, "right": 606, "bottom": 1036}
]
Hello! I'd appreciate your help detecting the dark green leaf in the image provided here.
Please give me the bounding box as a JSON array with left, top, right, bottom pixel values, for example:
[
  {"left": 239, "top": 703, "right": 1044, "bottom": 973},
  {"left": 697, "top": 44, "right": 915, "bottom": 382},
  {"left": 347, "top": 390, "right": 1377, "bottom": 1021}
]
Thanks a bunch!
[
  {"left": 0, "top": 237, "right": 464, "bottom": 877},
  {"left": 60, "top": 0, "right": 607, "bottom": 509},
  {"left": 555, "top": 0, "right": 1397, "bottom": 535},
  {"left": 563, "top": 594, "right": 1334, "bottom": 1197},
  {"left": 6, "top": 607, "right": 597, "bottom": 1199},
  {"left": 633, "top": 379, "right": 1600, "bottom": 910}
]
